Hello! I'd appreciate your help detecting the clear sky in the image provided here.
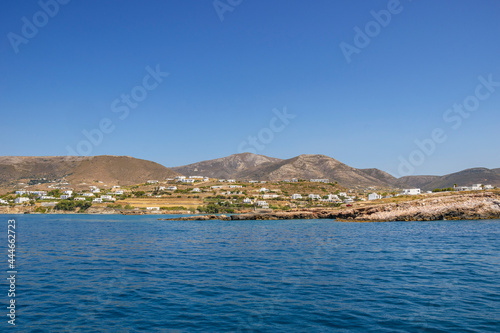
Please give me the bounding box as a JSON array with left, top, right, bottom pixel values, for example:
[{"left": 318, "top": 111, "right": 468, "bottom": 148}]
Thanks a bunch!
[{"left": 1, "top": 0, "right": 499, "bottom": 177}]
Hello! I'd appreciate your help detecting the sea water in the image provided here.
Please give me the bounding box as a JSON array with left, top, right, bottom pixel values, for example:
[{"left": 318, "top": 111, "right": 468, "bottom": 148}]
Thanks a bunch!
[{"left": 2, "top": 215, "right": 499, "bottom": 332}]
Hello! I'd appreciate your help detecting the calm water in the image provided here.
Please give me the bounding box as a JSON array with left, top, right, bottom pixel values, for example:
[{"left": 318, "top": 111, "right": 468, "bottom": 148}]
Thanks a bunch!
[{"left": 1, "top": 215, "right": 499, "bottom": 332}]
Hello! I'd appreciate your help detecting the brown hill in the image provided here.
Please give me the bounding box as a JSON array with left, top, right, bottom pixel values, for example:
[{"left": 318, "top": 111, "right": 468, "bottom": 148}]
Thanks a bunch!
[
  {"left": 0, "top": 155, "right": 179, "bottom": 186},
  {"left": 359, "top": 168, "right": 399, "bottom": 186},
  {"left": 398, "top": 175, "right": 442, "bottom": 189},
  {"left": 171, "top": 153, "right": 282, "bottom": 179},
  {"left": 173, "top": 153, "right": 396, "bottom": 188},
  {"left": 422, "top": 168, "right": 500, "bottom": 190}
]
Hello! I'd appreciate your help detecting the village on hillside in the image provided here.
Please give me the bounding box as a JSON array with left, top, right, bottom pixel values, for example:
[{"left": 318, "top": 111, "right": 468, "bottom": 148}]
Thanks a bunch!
[{"left": 0, "top": 174, "right": 496, "bottom": 214}]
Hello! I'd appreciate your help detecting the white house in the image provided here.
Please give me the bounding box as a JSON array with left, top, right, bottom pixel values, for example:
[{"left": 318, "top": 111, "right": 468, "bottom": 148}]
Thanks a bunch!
[
  {"left": 243, "top": 198, "right": 252, "bottom": 204},
  {"left": 291, "top": 194, "right": 303, "bottom": 200},
  {"left": 92, "top": 198, "right": 103, "bottom": 203},
  {"left": 192, "top": 188, "right": 201, "bottom": 193},
  {"left": 259, "top": 188, "right": 269, "bottom": 192},
  {"left": 262, "top": 194, "right": 279, "bottom": 199},
  {"left": 211, "top": 186, "right": 222, "bottom": 189},
  {"left": 146, "top": 207, "right": 160, "bottom": 211},
  {"left": 115, "top": 190, "right": 124, "bottom": 195},
  {"left": 471, "top": 184, "right": 482, "bottom": 191},
  {"left": 227, "top": 179, "right": 236, "bottom": 183},
  {"left": 402, "top": 189, "right": 421, "bottom": 195},
  {"left": 338, "top": 192, "right": 347, "bottom": 198},
  {"left": 343, "top": 198, "right": 354, "bottom": 204},
  {"left": 229, "top": 185, "right": 243, "bottom": 189},
  {"left": 91, "top": 188, "right": 101, "bottom": 193},
  {"left": 256, "top": 201, "right": 269, "bottom": 208},
  {"left": 74, "top": 197, "right": 86, "bottom": 201},
  {"left": 15, "top": 197, "right": 30, "bottom": 204},
  {"left": 327, "top": 194, "right": 339, "bottom": 201},
  {"left": 101, "top": 195, "right": 115, "bottom": 201},
  {"left": 203, "top": 177, "right": 210, "bottom": 182},
  {"left": 147, "top": 180, "right": 159, "bottom": 184},
  {"left": 249, "top": 180, "right": 259, "bottom": 183},
  {"left": 218, "top": 179, "right": 226, "bottom": 182},
  {"left": 310, "top": 179, "right": 329, "bottom": 183},
  {"left": 368, "top": 193, "right": 382, "bottom": 201},
  {"left": 63, "top": 190, "right": 73, "bottom": 196},
  {"left": 40, "top": 196, "right": 56, "bottom": 200},
  {"left": 167, "top": 186, "right": 177, "bottom": 191},
  {"left": 60, "top": 195, "right": 71, "bottom": 200},
  {"left": 83, "top": 193, "right": 95, "bottom": 197},
  {"left": 189, "top": 176, "right": 204, "bottom": 179},
  {"left": 175, "top": 176, "right": 186, "bottom": 181},
  {"left": 308, "top": 194, "right": 321, "bottom": 200},
  {"left": 484, "top": 185, "right": 494, "bottom": 190},
  {"left": 0, "top": 199, "right": 9, "bottom": 205},
  {"left": 15, "top": 191, "right": 27, "bottom": 195}
]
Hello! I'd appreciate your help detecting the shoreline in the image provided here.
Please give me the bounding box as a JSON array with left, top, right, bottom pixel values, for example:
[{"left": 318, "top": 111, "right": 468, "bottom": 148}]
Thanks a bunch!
[{"left": 2, "top": 192, "right": 500, "bottom": 223}]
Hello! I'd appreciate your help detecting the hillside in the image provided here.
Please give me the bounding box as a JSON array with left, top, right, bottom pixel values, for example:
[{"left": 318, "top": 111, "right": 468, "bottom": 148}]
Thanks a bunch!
[
  {"left": 171, "top": 153, "right": 282, "bottom": 179},
  {"left": 398, "top": 175, "right": 442, "bottom": 189},
  {"left": 0, "top": 155, "right": 180, "bottom": 186},
  {"left": 422, "top": 168, "right": 500, "bottom": 191},
  {"left": 173, "top": 153, "right": 396, "bottom": 188}
]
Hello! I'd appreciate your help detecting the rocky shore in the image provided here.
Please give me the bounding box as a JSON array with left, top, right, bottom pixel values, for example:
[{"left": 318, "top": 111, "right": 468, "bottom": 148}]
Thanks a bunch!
[{"left": 159, "top": 192, "right": 500, "bottom": 222}]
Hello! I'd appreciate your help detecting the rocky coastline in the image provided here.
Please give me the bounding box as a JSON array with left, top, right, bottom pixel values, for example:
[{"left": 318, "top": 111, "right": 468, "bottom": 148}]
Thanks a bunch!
[{"left": 159, "top": 192, "right": 500, "bottom": 222}]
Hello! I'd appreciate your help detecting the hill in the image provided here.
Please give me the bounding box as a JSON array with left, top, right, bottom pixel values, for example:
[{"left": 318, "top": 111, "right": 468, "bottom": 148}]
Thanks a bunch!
[
  {"left": 173, "top": 153, "right": 396, "bottom": 188},
  {"left": 0, "top": 155, "right": 180, "bottom": 186},
  {"left": 422, "top": 168, "right": 500, "bottom": 190},
  {"left": 171, "top": 153, "right": 282, "bottom": 179}
]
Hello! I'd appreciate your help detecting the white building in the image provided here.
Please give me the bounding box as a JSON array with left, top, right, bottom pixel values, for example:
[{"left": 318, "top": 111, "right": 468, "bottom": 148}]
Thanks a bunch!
[
  {"left": 175, "top": 176, "right": 186, "bottom": 181},
  {"left": 189, "top": 176, "right": 204, "bottom": 179},
  {"left": 310, "top": 179, "right": 329, "bottom": 183},
  {"left": 60, "top": 195, "right": 71, "bottom": 200},
  {"left": 92, "top": 198, "right": 103, "bottom": 203},
  {"left": 167, "top": 186, "right": 178, "bottom": 191},
  {"left": 227, "top": 179, "right": 236, "bottom": 183},
  {"left": 203, "top": 177, "right": 210, "bottom": 182},
  {"left": 211, "top": 186, "right": 222, "bottom": 189},
  {"left": 338, "top": 192, "right": 347, "bottom": 198},
  {"left": 327, "top": 194, "right": 339, "bottom": 201},
  {"left": 402, "top": 189, "right": 421, "bottom": 195},
  {"left": 259, "top": 188, "right": 269, "bottom": 192},
  {"left": 15, "top": 197, "right": 30, "bottom": 204},
  {"left": 256, "top": 201, "right": 269, "bottom": 208},
  {"left": 218, "top": 179, "right": 226, "bottom": 182},
  {"left": 262, "top": 194, "right": 279, "bottom": 199},
  {"left": 243, "top": 198, "right": 253, "bottom": 204},
  {"left": 0, "top": 199, "right": 9, "bottom": 205},
  {"left": 74, "top": 197, "right": 86, "bottom": 201},
  {"left": 147, "top": 180, "right": 159, "bottom": 184},
  {"left": 146, "top": 207, "right": 160, "bottom": 211},
  {"left": 82, "top": 193, "right": 95, "bottom": 197},
  {"left": 471, "top": 184, "right": 482, "bottom": 191},
  {"left": 368, "top": 193, "right": 382, "bottom": 201},
  {"left": 249, "top": 180, "right": 259, "bottom": 183},
  {"left": 40, "top": 196, "right": 56, "bottom": 200},
  {"left": 308, "top": 194, "right": 321, "bottom": 200},
  {"left": 343, "top": 198, "right": 354, "bottom": 204},
  {"left": 15, "top": 191, "right": 27, "bottom": 195},
  {"left": 484, "top": 185, "right": 494, "bottom": 190},
  {"left": 229, "top": 185, "right": 242, "bottom": 189},
  {"left": 115, "top": 190, "right": 124, "bottom": 195},
  {"left": 192, "top": 188, "right": 201, "bottom": 193},
  {"left": 101, "top": 195, "right": 115, "bottom": 201},
  {"left": 291, "top": 194, "right": 303, "bottom": 200},
  {"left": 63, "top": 190, "right": 73, "bottom": 196}
]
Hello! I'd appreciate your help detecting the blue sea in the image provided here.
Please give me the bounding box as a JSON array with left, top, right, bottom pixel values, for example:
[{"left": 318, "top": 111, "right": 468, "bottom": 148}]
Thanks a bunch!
[{"left": 1, "top": 215, "right": 499, "bottom": 332}]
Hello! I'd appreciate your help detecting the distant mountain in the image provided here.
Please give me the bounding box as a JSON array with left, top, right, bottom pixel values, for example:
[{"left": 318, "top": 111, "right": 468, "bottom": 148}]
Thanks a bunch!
[
  {"left": 173, "top": 153, "right": 396, "bottom": 188},
  {"left": 398, "top": 175, "right": 442, "bottom": 189},
  {"left": 0, "top": 155, "right": 180, "bottom": 186},
  {"left": 171, "top": 153, "right": 282, "bottom": 179},
  {"left": 420, "top": 168, "right": 500, "bottom": 190}
]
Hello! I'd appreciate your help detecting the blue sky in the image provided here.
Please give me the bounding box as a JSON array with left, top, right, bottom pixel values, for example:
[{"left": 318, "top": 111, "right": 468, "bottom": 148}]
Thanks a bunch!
[{"left": 1, "top": 0, "right": 499, "bottom": 177}]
